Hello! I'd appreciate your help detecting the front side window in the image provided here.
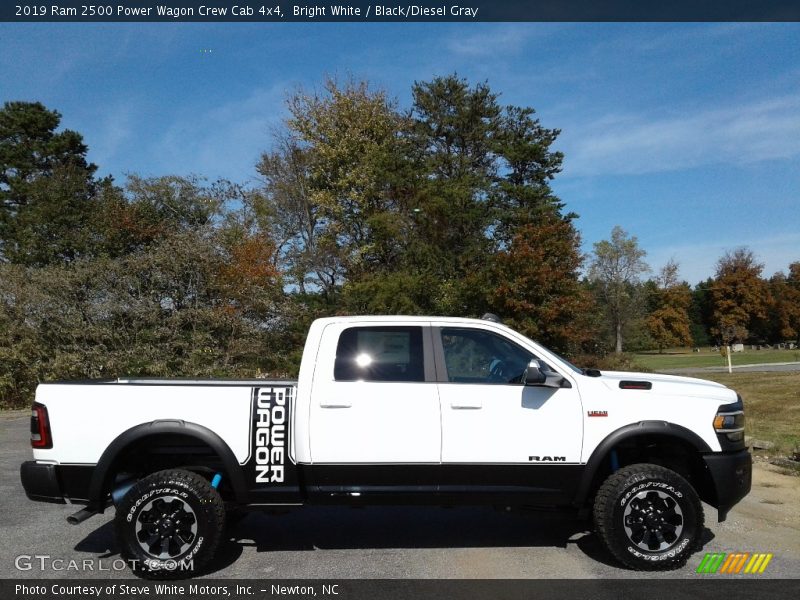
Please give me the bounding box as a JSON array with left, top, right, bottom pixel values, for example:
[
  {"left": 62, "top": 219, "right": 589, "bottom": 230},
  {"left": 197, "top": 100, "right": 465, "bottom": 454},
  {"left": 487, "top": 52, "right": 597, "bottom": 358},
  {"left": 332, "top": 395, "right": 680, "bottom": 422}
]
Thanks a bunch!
[
  {"left": 440, "top": 327, "right": 534, "bottom": 384},
  {"left": 334, "top": 326, "right": 424, "bottom": 382}
]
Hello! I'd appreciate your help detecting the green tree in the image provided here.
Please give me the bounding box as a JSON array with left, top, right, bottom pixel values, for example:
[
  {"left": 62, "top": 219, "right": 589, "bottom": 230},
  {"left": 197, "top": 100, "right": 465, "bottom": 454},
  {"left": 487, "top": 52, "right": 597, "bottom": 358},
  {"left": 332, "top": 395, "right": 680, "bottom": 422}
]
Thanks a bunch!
[
  {"left": 285, "top": 77, "right": 409, "bottom": 286},
  {"left": 257, "top": 134, "right": 342, "bottom": 299},
  {"left": 0, "top": 101, "right": 99, "bottom": 264},
  {"left": 689, "top": 278, "right": 714, "bottom": 347},
  {"left": 407, "top": 75, "right": 500, "bottom": 313},
  {"left": 768, "top": 262, "right": 800, "bottom": 345},
  {"left": 589, "top": 226, "right": 650, "bottom": 353},
  {"left": 260, "top": 74, "right": 579, "bottom": 329},
  {"left": 0, "top": 176, "right": 290, "bottom": 408}
]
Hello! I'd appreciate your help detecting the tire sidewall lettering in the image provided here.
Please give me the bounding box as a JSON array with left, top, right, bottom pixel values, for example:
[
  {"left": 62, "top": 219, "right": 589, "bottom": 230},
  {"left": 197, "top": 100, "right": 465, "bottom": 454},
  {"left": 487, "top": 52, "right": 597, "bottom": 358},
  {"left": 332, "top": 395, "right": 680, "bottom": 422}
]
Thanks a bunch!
[
  {"left": 626, "top": 537, "right": 690, "bottom": 560},
  {"left": 619, "top": 480, "right": 683, "bottom": 508},
  {"left": 125, "top": 487, "right": 189, "bottom": 523}
]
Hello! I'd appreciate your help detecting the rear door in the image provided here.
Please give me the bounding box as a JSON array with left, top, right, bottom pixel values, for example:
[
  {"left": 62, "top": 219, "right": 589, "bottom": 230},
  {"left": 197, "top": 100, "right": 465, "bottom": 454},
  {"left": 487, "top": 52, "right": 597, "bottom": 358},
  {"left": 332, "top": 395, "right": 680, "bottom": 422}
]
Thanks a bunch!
[
  {"left": 434, "top": 324, "right": 584, "bottom": 503},
  {"left": 308, "top": 321, "right": 441, "bottom": 495}
]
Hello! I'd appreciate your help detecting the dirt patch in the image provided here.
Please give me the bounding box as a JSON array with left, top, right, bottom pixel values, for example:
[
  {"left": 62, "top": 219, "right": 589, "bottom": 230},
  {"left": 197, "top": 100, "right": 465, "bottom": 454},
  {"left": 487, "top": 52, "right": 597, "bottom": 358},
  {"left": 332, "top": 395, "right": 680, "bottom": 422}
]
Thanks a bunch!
[{"left": 740, "top": 460, "right": 800, "bottom": 531}]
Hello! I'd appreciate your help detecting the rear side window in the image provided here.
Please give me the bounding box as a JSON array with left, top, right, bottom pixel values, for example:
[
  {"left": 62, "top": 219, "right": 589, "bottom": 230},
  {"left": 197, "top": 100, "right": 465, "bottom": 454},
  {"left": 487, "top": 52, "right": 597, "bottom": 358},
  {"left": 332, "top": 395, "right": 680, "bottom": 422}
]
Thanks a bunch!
[{"left": 334, "top": 326, "right": 424, "bottom": 382}]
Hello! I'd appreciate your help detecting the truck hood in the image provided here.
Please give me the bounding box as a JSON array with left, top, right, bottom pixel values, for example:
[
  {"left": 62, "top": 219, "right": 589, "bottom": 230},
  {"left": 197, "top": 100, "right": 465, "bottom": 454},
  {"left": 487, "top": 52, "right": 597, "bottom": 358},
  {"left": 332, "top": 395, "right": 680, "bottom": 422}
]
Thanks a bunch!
[{"left": 596, "top": 370, "right": 739, "bottom": 404}]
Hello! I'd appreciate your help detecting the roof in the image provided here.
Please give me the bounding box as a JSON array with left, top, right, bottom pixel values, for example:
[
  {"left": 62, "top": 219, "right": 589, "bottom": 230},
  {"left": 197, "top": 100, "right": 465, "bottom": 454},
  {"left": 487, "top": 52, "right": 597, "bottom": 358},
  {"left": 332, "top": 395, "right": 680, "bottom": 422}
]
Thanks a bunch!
[{"left": 312, "top": 315, "right": 504, "bottom": 326}]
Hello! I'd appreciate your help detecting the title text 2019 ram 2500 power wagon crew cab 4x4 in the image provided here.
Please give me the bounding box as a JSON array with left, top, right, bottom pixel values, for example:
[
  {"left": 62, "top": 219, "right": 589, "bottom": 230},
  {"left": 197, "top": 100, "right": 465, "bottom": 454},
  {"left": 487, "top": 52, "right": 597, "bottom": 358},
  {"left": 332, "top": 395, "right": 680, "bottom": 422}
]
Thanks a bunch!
[{"left": 21, "top": 315, "right": 751, "bottom": 577}]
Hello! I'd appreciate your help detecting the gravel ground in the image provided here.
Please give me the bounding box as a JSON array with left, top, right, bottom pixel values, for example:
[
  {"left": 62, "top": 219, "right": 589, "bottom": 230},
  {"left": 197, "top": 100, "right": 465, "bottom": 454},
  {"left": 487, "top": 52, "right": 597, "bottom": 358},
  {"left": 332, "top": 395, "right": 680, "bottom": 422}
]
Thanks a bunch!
[{"left": 1, "top": 413, "right": 798, "bottom": 580}]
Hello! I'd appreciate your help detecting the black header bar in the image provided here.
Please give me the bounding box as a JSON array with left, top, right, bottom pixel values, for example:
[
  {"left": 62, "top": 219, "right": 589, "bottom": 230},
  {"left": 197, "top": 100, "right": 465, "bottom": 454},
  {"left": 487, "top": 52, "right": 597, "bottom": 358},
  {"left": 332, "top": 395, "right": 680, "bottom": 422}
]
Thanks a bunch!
[{"left": 4, "top": 1, "right": 800, "bottom": 22}]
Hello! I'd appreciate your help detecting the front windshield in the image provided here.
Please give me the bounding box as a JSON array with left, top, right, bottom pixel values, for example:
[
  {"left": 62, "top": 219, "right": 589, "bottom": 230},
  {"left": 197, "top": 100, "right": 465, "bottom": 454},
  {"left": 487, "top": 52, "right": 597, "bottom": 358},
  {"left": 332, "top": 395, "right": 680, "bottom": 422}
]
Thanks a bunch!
[
  {"left": 545, "top": 348, "right": 585, "bottom": 375},
  {"left": 511, "top": 329, "right": 585, "bottom": 375}
]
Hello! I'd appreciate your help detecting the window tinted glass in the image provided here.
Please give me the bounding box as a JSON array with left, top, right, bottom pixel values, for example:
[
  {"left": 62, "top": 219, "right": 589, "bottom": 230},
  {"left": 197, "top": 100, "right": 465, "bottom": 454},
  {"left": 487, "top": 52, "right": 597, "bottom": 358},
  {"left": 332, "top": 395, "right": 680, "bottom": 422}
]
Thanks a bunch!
[
  {"left": 440, "top": 328, "right": 534, "bottom": 384},
  {"left": 335, "top": 327, "right": 424, "bottom": 382}
]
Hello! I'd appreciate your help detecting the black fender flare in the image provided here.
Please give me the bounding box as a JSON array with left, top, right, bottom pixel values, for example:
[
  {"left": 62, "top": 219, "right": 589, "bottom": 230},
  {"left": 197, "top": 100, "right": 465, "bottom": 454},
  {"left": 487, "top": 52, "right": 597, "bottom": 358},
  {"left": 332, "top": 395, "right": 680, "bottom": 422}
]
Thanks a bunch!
[
  {"left": 87, "top": 420, "right": 249, "bottom": 510},
  {"left": 573, "top": 420, "right": 712, "bottom": 507}
]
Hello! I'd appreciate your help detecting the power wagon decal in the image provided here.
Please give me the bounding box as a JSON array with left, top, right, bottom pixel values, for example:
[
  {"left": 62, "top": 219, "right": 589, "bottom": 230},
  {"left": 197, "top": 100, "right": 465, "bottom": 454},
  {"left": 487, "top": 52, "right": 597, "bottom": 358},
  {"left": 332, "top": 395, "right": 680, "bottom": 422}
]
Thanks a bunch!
[
  {"left": 245, "top": 386, "right": 301, "bottom": 503},
  {"left": 255, "top": 387, "right": 289, "bottom": 483}
]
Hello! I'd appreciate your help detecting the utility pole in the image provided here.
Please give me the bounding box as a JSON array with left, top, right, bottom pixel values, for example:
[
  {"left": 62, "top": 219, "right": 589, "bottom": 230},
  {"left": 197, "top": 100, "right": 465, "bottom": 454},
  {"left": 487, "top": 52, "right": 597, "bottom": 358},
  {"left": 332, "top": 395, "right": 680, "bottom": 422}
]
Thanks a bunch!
[{"left": 721, "top": 324, "right": 735, "bottom": 374}]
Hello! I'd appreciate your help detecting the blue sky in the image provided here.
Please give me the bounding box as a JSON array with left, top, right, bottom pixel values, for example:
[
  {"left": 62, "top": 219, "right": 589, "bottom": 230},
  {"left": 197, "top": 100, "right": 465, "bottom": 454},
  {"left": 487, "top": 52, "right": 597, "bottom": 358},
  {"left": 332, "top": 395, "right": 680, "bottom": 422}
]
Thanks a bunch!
[{"left": 2, "top": 22, "right": 798, "bottom": 284}]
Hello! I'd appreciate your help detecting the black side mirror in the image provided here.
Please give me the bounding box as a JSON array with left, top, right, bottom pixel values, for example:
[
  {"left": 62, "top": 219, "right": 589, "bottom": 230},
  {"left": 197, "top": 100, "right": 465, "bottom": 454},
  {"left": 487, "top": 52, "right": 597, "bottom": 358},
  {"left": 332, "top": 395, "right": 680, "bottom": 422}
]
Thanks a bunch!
[
  {"left": 522, "top": 359, "right": 564, "bottom": 388},
  {"left": 522, "top": 360, "right": 546, "bottom": 385}
]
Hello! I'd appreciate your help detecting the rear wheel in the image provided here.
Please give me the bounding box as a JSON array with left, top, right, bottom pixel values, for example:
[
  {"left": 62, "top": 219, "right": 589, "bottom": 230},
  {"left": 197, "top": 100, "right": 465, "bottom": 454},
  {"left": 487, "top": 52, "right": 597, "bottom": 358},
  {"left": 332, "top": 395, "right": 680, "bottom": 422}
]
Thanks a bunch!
[
  {"left": 115, "top": 469, "right": 225, "bottom": 579},
  {"left": 593, "top": 463, "right": 703, "bottom": 570}
]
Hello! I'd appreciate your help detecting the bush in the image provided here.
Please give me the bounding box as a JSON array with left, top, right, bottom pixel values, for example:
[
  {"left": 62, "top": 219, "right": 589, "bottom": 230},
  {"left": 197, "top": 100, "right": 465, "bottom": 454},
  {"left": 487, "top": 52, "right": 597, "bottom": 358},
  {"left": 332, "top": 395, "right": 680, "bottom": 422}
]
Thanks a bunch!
[{"left": 571, "top": 352, "right": 650, "bottom": 373}]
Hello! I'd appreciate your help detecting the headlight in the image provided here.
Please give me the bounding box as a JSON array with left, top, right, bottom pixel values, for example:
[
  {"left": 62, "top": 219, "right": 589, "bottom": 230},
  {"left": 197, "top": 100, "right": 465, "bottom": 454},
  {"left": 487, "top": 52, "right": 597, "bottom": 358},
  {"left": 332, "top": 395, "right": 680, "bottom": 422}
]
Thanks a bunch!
[{"left": 713, "top": 410, "right": 745, "bottom": 442}]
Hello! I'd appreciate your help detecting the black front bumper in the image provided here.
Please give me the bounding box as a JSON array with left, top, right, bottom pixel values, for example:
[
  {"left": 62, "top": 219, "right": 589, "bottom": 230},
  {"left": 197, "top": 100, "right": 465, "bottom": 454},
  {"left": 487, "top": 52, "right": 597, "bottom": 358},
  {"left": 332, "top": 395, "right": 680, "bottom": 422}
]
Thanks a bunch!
[
  {"left": 20, "top": 461, "right": 93, "bottom": 504},
  {"left": 702, "top": 449, "right": 752, "bottom": 522}
]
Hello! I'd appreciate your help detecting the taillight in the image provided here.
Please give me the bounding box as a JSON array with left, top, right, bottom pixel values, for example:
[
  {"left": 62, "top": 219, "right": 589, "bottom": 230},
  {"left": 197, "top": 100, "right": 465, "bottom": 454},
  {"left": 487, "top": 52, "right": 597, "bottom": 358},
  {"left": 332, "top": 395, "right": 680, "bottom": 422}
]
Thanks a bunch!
[{"left": 31, "top": 403, "right": 53, "bottom": 449}]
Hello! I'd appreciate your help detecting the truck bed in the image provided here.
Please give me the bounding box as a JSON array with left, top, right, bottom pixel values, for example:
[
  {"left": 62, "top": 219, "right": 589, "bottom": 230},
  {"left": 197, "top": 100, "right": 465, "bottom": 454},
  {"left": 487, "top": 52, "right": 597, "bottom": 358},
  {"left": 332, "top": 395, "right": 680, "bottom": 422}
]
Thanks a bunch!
[{"left": 42, "top": 377, "right": 298, "bottom": 386}]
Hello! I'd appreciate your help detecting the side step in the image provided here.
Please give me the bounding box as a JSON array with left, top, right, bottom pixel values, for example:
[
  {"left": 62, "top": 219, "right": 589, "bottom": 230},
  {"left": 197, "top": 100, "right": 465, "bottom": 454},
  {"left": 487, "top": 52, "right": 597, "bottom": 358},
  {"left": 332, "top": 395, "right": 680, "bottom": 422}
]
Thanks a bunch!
[{"left": 67, "top": 506, "right": 100, "bottom": 525}]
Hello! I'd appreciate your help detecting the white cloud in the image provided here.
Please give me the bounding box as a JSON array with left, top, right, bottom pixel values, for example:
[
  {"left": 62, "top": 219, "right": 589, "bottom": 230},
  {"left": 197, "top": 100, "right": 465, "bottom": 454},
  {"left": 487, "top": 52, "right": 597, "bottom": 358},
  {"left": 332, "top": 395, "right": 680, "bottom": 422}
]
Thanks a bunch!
[
  {"left": 560, "top": 93, "right": 800, "bottom": 177},
  {"left": 90, "top": 102, "right": 135, "bottom": 165},
  {"left": 150, "top": 84, "right": 287, "bottom": 184},
  {"left": 444, "top": 24, "right": 543, "bottom": 58},
  {"left": 645, "top": 232, "right": 800, "bottom": 285}
]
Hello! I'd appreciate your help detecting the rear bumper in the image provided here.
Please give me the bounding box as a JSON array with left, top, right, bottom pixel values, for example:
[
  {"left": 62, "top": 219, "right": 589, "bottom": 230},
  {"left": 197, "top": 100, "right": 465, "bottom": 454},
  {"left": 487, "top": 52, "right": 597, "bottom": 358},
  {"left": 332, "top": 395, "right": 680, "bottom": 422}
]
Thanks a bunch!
[
  {"left": 20, "top": 461, "right": 65, "bottom": 503},
  {"left": 702, "top": 449, "right": 752, "bottom": 522},
  {"left": 20, "top": 461, "right": 93, "bottom": 504}
]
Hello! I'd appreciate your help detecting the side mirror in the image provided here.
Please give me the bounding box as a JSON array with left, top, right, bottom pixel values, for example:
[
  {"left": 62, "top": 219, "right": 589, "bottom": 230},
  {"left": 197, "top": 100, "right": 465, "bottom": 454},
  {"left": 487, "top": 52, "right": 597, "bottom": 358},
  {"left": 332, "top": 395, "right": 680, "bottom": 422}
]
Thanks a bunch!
[
  {"left": 522, "top": 360, "right": 546, "bottom": 385},
  {"left": 522, "top": 359, "right": 564, "bottom": 388}
]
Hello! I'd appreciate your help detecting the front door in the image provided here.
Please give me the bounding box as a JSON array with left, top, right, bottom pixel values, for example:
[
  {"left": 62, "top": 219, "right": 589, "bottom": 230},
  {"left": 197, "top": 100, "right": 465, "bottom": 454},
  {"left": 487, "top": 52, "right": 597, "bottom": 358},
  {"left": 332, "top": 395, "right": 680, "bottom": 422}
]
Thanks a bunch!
[{"left": 435, "top": 325, "right": 584, "bottom": 503}]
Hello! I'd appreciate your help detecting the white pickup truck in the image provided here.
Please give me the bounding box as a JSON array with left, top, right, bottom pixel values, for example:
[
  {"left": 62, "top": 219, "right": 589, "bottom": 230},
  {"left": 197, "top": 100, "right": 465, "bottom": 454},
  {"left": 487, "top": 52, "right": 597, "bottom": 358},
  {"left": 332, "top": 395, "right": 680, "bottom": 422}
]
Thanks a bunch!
[{"left": 21, "top": 315, "right": 751, "bottom": 577}]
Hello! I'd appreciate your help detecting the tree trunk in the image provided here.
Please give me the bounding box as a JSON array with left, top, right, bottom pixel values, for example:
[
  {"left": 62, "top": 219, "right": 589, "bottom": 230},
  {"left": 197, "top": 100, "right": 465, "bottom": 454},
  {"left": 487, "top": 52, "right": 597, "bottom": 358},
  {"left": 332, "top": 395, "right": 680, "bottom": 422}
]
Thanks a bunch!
[{"left": 615, "top": 320, "right": 623, "bottom": 354}]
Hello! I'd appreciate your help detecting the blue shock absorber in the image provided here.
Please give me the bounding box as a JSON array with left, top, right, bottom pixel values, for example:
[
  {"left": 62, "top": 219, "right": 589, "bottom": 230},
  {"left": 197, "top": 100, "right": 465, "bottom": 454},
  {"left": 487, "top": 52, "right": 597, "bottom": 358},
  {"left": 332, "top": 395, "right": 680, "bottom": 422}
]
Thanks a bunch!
[
  {"left": 211, "top": 473, "right": 222, "bottom": 489},
  {"left": 610, "top": 449, "right": 620, "bottom": 473}
]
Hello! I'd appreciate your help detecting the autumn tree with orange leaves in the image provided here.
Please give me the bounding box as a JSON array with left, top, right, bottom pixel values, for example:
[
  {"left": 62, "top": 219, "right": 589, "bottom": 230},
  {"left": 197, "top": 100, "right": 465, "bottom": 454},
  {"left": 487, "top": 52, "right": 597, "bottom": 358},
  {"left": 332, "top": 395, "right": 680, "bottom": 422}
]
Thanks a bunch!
[
  {"left": 646, "top": 260, "right": 693, "bottom": 352},
  {"left": 710, "top": 248, "right": 770, "bottom": 344},
  {"left": 491, "top": 213, "right": 596, "bottom": 356}
]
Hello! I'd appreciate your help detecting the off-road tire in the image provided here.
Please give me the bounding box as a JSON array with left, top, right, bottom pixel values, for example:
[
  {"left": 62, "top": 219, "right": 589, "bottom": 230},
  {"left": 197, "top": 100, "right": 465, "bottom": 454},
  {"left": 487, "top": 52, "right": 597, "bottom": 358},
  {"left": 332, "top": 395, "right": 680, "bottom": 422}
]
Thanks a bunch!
[
  {"left": 115, "top": 469, "right": 225, "bottom": 579},
  {"left": 593, "top": 463, "right": 703, "bottom": 570}
]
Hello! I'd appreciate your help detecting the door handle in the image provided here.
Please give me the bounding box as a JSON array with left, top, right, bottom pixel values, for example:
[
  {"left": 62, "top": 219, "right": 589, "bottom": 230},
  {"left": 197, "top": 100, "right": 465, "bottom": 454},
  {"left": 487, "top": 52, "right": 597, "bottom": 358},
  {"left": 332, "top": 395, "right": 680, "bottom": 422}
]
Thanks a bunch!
[
  {"left": 319, "top": 400, "right": 352, "bottom": 408},
  {"left": 451, "top": 399, "right": 482, "bottom": 409}
]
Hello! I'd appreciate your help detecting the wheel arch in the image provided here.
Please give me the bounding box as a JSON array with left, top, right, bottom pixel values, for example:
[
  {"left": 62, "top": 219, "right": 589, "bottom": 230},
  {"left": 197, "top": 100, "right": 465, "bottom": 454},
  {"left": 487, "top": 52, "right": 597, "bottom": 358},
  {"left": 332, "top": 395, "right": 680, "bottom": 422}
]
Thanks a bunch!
[
  {"left": 574, "top": 421, "right": 712, "bottom": 508},
  {"left": 88, "top": 420, "right": 249, "bottom": 510}
]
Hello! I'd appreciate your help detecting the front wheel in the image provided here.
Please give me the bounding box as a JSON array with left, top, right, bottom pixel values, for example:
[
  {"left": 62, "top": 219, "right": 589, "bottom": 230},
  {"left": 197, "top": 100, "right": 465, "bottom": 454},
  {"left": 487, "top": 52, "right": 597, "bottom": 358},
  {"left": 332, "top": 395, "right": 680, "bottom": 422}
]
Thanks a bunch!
[
  {"left": 115, "top": 469, "right": 225, "bottom": 579},
  {"left": 593, "top": 463, "right": 704, "bottom": 570}
]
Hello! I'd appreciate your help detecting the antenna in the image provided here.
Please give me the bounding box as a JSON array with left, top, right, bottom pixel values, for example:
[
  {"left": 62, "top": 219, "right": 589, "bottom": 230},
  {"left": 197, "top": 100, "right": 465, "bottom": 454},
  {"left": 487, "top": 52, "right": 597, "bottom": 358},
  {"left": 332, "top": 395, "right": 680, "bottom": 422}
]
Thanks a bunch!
[{"left": 481, "top": 313, "right": 502, "bottom": 323}]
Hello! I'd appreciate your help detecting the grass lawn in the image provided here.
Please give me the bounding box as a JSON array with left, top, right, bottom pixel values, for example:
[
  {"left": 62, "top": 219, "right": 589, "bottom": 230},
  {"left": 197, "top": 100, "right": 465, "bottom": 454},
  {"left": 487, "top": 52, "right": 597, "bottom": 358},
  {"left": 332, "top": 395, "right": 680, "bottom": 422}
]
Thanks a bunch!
[
  {"left": 633, "top": 347, "right": 800, "bottom": 371},
  {"left": 698, "top": 371, "right": 800, "bottom": 455}
]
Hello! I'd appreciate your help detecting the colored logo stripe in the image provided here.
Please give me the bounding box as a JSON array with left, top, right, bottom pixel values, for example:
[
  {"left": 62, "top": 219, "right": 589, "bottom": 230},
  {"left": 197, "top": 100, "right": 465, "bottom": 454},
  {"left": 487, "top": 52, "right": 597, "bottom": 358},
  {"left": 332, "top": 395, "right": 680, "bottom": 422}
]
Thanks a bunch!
[
  {"left": 745, "top": 553, "right": 773, "bottom": 574},
  {"left": 697, "top": 552, "right": 773, "bottom": 574},
  {"left": 719, "top": 553, "right": 748, "bottom": 573},
  {"left": 697, "top": 553, "right": 726, "bottom": 573}
]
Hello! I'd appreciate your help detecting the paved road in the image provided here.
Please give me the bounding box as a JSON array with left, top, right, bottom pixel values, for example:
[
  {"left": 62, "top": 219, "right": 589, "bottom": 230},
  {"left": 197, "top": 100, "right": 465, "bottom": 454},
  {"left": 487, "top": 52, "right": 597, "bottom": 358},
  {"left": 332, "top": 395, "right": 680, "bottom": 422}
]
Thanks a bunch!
[
  {"left": 2, "top": 414, "right": 798, "bottom": 580},
  {"left": 664, "top": 362, "right": 800, "bottom": 375}
]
